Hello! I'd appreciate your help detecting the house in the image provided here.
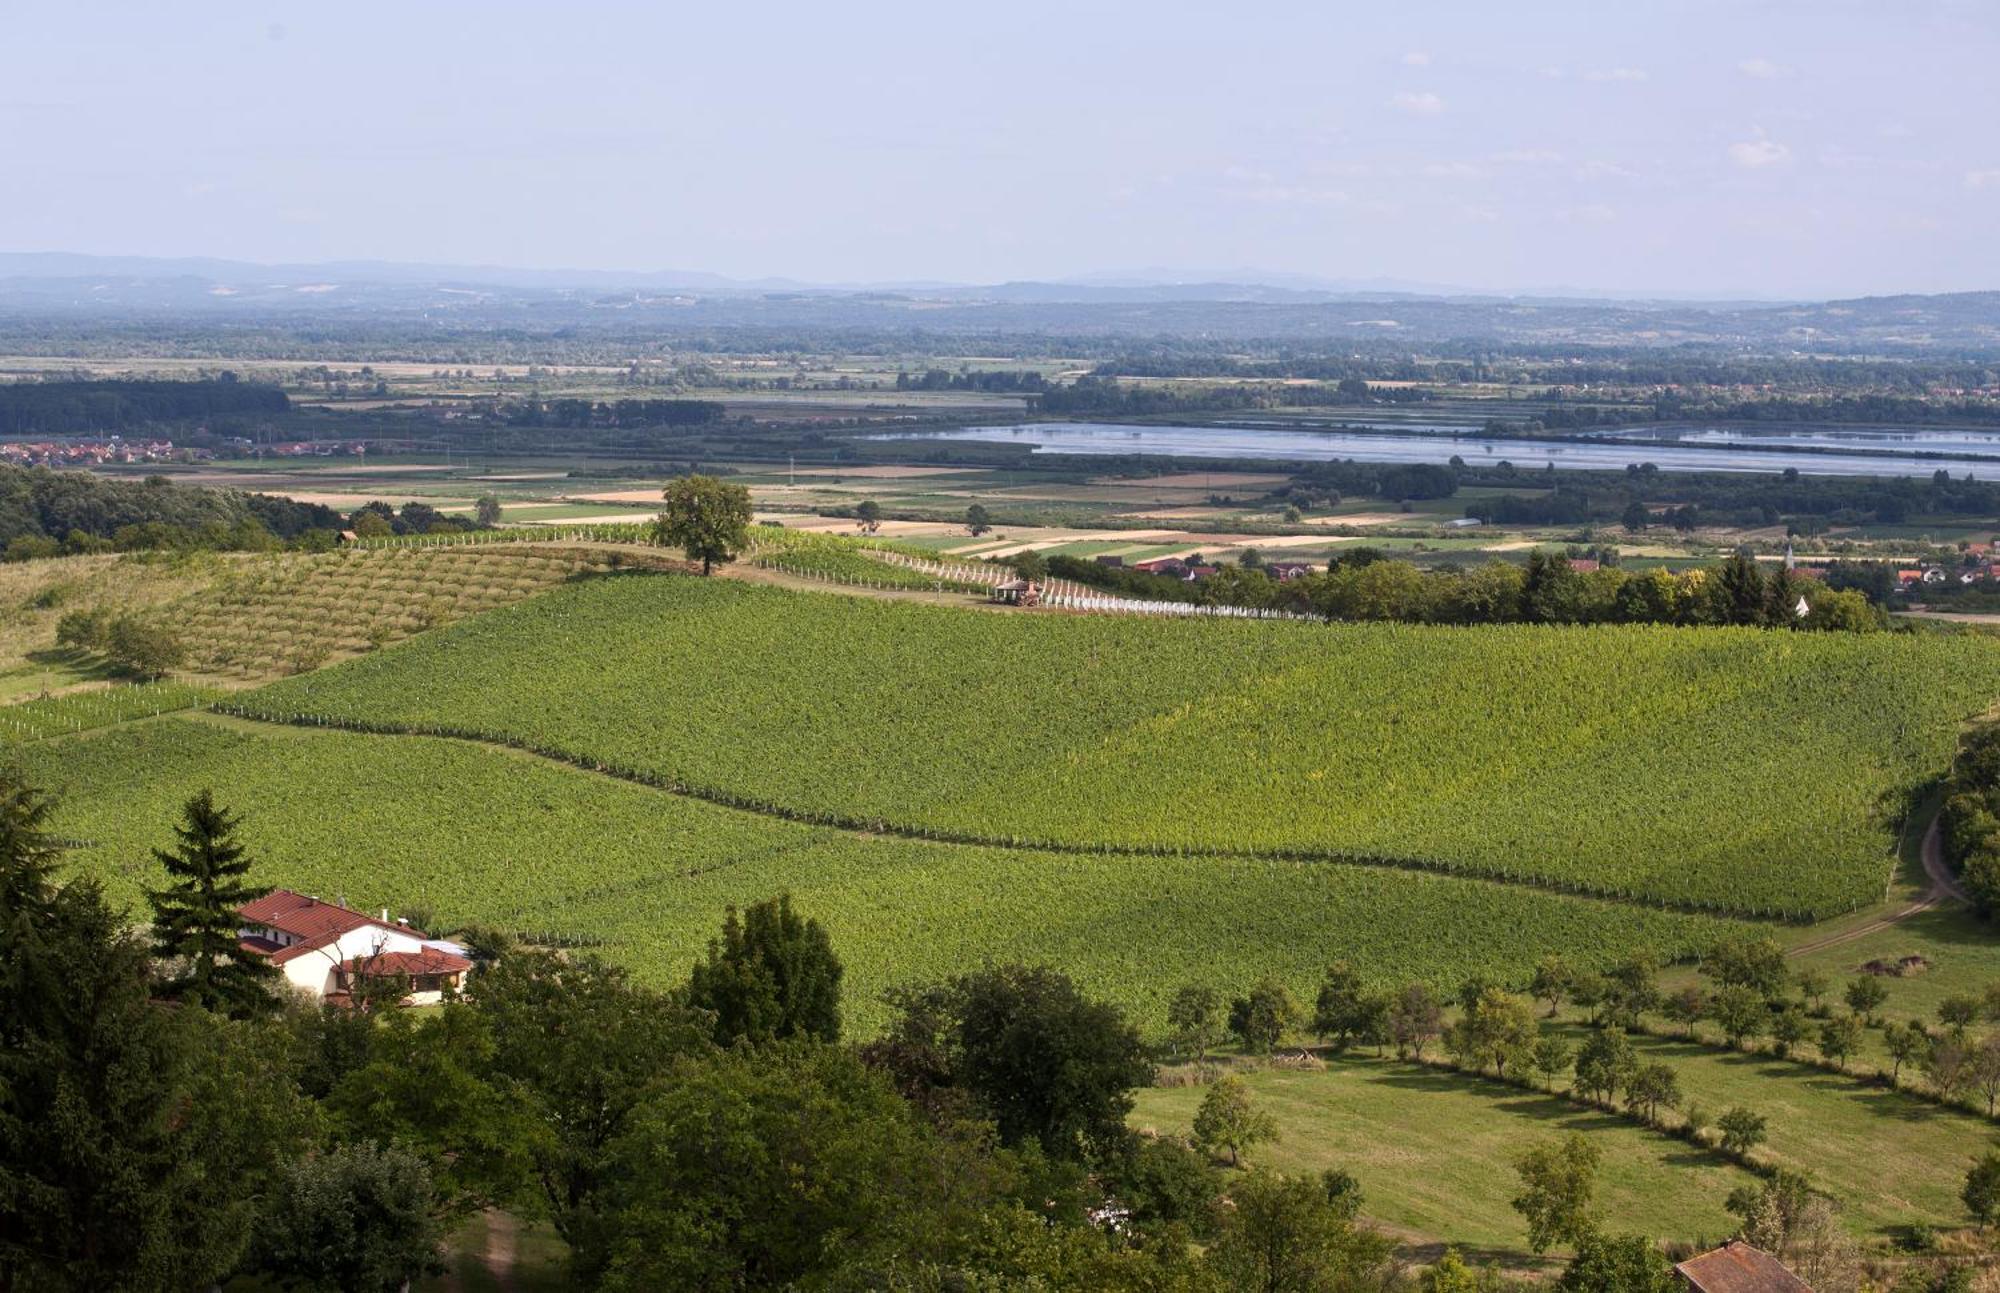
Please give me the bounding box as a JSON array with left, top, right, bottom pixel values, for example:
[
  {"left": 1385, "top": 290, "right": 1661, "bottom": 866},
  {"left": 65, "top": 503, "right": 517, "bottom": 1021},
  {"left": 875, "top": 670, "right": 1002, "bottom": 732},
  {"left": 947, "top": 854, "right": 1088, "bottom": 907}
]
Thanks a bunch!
[
  {"left": 991, "top": 577, "right": 1041, "bottom": 607},
  {"left": 1133, "top": 556, "right": 1190, "bottom": 577},
  {"left": 237, "top": 889, "right": 472, "bottom": 1006},
  {"left": 1569, "top": 558, "right": 1601, "bottom": 574},
  {"left": 1445, "top": 517, "right": 1483, "bottom": 529},
  {"left": 1267, "top": 561, "right": 1315, "bottom": 581},
  {"left": 1674, "top": 1241, "right": 1812, "bottom": 1293}
]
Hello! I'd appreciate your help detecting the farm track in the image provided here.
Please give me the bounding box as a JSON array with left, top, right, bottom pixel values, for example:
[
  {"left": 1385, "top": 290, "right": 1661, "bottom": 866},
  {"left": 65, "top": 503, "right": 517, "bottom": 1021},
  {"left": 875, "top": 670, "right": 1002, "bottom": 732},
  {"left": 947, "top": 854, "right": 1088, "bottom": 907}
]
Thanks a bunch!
[
  {"left": 1785, "top": 816, "right": 1964, "bottom": 958},
  {"left": 197, "top": 707, "right": 1787, "bottom": 923}
]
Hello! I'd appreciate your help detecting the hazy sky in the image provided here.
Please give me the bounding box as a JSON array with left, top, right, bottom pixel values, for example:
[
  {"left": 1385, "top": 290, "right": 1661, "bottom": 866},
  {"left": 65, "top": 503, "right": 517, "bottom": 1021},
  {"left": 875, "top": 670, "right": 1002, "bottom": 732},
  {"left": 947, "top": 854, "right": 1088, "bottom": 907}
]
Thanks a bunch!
[{"left": 5, "top": 0, "right": 1997, "bottom": 296}]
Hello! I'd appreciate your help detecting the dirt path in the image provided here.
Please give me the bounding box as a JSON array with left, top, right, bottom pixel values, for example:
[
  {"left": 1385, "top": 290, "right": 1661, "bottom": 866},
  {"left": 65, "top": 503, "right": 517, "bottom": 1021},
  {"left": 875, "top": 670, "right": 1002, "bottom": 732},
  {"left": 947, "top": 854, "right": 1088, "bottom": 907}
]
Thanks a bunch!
[
  {"left": 481, "top": 1208, "right": 518, "bottom": 1288},
  {"left": 1787, "top": 816, "right": 1963, "bottom": 958}
]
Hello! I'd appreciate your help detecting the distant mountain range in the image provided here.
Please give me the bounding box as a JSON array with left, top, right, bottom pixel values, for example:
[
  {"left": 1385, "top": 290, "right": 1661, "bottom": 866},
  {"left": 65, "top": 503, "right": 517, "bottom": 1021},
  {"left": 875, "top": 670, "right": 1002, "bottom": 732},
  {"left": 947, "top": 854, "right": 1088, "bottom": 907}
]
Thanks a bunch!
[
  {"left": 0, "top": 252, "right": 1792, "bottom": 307},
  {"left": 1, "top": 252, "right": 1997, "bottom": 352}
]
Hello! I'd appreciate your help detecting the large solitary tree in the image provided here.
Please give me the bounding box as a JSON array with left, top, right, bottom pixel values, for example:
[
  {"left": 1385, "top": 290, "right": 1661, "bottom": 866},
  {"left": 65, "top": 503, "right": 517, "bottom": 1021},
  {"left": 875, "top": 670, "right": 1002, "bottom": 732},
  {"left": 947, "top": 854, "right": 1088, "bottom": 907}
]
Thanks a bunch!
[
  {"left": 653, "top": 475, "right": 752, "bottom": 575},
  {"left": 148, "top": 789, "right": 278, "bottom": 1017}
]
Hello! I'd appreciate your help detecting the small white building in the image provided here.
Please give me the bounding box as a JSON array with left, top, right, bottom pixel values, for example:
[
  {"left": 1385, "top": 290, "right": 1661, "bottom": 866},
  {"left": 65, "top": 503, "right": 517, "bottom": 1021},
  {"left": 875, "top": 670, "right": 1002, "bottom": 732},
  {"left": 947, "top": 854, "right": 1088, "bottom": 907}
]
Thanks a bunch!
[{"left": 238, "top": 889, "right": 472, "bottom": 1007}]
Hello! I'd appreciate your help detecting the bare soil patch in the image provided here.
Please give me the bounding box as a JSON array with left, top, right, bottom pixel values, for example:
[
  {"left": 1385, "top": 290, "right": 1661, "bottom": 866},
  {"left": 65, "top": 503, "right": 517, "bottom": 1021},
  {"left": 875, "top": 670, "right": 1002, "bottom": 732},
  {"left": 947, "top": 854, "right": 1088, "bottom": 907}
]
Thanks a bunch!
[{"left": 1099, "top": 472, "right": 1292, "bottom": 489}]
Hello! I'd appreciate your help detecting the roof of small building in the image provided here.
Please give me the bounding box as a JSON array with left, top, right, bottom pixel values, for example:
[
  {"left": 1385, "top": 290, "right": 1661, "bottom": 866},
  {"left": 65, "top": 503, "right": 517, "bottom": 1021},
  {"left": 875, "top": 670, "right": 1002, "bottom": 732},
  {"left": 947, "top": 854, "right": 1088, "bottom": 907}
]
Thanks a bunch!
[
  {"left": 1674, "top": 1242, "right": 1812, "bottom": 1293},
  {"left": 341, "top": 948, "right": 473, "bottom": 978}
]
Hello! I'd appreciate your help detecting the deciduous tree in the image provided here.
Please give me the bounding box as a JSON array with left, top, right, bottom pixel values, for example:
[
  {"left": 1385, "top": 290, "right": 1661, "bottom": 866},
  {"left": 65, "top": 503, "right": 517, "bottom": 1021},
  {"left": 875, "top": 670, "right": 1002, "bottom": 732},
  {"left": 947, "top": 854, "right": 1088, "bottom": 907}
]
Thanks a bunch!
[
  {"left": 653, "top": 474, "right": 752, "bottom": 575},
  {"left": 686, "top": 893, "right": 843, "bottom": 1046},
  {"left": 1192, "top": 1076, "right": 1277, "bottom": 1167},
  {"left": 1512, "top": 1133, "right": 1601, "bottom": 1254}
]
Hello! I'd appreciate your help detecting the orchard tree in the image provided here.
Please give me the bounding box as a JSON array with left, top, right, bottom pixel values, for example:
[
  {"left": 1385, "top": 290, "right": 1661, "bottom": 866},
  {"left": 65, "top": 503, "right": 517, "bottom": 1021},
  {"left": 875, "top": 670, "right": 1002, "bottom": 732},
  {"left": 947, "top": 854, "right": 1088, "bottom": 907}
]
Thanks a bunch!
[
  {"left": 965, "top": 503, "right": 992, "bottom": 536},
  {"left": 1166, "top": 984, "right": 1223, "bottom": 1067},
  {"left": 1664, "top": 985, "right": 1707, "bottom": 1038},
  {"left": 1885, "top": 1020, "right": 1931, "bottom": 1088},
  {"left": 854, "top": 499, "right": 882, "bottom": 533},
  {"left": 654, "top": 474, "right": 752, "bottom": 575},
  {"left": 1843, "top": 975, "right": 1887, "bottom": 1022},
  {"left": 1312, "top": 960, "right": 1368, "bottom": 1049},
  {"left": 1512, "top": 1133, "right": 1601, "bottom": 1254},
  {"left": 1389, "top": 982, "right": 1444, "bottom": 1059},
  {"left": 1531, "top": 953, "right": 1574, "bottom": 1017},
  {"left": 1717, "top": 1106, "right": 1768, "bottom": 1157},
  {"left": 1230, "top": 977, "right": 1301, "bottom": 1056},
  {"left": 1966, "top": 1152, "right": 2000, "bottom": 1229},
  {"left": 1819, "top": 1014, "right": 1862, "bottom": 1071},
  {"left": 1625, "top": 1062, "right": 1682, "bottom": 1125},
  {"left": 1532, "top": 1033, "right": 1575, "bottom": 1092},
  {"left": 148, "top": 789, "right": 278, "bottom": 1017},
  {"left": 473, "top": 494, "right": 503, "bottom": 526},
  {"left": 1192, "top": 1075, "right": 1277, "bottom": 1167}
]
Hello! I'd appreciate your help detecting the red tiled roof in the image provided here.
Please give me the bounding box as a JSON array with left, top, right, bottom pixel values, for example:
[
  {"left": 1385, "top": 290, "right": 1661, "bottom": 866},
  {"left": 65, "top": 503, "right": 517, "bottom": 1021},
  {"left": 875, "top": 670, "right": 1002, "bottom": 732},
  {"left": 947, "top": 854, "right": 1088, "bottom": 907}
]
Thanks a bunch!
[
  {"left": 238, "top": 935, "right": 283, "bottom": 957},
  {"left": 239, "top": 890, "right": 425, "bottom": 964},
  {"left": 1675, "top": 1242, "right": 1812, "bottom": 1293},
  {"left": 341, "top": 948, "right": 473, "bottom": 978}
]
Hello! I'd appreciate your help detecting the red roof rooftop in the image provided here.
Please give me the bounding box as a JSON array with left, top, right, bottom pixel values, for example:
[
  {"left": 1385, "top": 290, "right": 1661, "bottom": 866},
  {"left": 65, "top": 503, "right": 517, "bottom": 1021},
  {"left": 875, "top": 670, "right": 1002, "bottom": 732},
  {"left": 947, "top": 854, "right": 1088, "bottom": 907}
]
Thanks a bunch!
[
  {"left": 1674, "top": 1242, "right": 1812, "bottom": 1293},
  {"left": 239, "top": 889, "right": 425, "bottom": 963},
  {"left": 342, "top": 948, "right": 472, "bottom": 978}
]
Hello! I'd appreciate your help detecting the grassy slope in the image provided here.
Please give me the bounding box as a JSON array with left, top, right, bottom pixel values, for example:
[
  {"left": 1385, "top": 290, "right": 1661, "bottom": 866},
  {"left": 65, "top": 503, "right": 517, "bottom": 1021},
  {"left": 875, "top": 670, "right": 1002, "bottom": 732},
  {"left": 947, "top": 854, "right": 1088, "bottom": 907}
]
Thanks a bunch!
[
  {"left": 1130, "top": 1059, "right": 1746, "bottom": 1256},
  {"left": 20, "top": 714, "right": 1751, "bottom": 1035},
  {"left": 242, "top": 575, "right": 2000, "bottom": 917}
]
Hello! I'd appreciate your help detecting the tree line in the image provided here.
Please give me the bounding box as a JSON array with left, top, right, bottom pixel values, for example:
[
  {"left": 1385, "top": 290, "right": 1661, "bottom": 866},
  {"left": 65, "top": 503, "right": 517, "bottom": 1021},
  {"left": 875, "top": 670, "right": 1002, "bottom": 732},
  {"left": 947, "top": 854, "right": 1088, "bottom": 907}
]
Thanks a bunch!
[
  {"left": 1, "top": 464, "right": 342, "bottom": 562},
  {"left": 0, "top": 376, "right": 288, "bottom": 436},
  {"left": 1012, "top": 549, "right": 1884, "bottom": 632}
]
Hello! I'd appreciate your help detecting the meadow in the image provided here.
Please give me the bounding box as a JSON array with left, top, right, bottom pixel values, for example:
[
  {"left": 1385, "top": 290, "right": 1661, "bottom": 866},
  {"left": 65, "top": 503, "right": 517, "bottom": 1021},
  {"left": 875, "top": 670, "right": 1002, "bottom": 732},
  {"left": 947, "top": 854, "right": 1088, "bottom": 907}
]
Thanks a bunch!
[
  {"left": 19, "top": 714, "right": 1753, "bottom": 1034},
  {"left": 237, "top": 574, "right": 2000, "bottom": 918}
]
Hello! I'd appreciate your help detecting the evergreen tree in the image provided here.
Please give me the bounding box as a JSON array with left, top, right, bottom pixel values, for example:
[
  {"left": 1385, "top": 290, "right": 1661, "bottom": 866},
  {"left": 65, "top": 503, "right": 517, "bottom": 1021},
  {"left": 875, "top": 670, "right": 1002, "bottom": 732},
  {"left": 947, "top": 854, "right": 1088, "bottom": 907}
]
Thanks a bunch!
[
  {"left": 687, "top": 893, "right": 843, "bottom": 1045},
  {"left": 148, "top": 789, "right": 277, "bottom": 1017},
  {"left": 0, "top": 770, "right": 314, "bottom": 1290}
]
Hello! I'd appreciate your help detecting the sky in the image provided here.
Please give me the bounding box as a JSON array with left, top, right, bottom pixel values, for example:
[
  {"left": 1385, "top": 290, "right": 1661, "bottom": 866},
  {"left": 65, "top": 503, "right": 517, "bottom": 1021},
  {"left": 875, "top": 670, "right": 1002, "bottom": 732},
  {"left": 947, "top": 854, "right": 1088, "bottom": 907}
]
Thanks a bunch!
[{"left": 4, "top": 0, "right": 1997, "bottom": 298}]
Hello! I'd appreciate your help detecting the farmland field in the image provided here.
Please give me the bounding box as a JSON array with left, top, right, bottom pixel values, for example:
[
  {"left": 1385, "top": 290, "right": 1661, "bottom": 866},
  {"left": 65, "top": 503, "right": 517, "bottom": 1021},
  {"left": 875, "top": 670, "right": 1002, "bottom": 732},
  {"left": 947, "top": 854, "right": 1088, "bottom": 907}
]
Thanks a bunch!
[
  {"left": 237, "top": 573, "right": 2000, "bottom": 918},
  {"left": 19, "top": 714, "right": 1754, "bottom": 1034}
]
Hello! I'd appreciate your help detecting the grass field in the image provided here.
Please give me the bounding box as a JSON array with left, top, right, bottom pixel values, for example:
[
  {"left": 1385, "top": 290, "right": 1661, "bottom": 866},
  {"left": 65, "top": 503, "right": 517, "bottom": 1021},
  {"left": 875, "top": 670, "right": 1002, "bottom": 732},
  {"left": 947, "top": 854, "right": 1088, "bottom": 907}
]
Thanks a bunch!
[
  {"left": 19, "top": 714, "right": 1753, "bottom": 1034},
  {"left": 236, "top": 574, "right": 2000, "bottom": 918},
  {"left": 1130, "top": 1058, "right": 1747, "bottom": 1257}
]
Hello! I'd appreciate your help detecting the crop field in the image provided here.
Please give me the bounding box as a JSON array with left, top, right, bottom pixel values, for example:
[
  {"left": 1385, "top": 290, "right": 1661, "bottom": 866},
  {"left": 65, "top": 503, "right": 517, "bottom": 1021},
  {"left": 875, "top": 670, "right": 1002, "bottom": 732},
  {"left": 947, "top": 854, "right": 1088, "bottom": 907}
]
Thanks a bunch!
[
  {"left": 19, "top": 715, "right": 1753, "bottom": 1034},
  {"left": 238, "top": 575, "right": 2000, "bottom": 918}
]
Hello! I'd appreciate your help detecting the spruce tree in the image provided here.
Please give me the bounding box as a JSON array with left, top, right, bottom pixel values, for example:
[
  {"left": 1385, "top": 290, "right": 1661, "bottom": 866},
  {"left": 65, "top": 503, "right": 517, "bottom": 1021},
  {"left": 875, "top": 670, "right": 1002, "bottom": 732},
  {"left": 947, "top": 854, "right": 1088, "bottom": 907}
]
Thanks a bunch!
[{"left": 148, "top": 789, "right": 277, "bottom": 1017}]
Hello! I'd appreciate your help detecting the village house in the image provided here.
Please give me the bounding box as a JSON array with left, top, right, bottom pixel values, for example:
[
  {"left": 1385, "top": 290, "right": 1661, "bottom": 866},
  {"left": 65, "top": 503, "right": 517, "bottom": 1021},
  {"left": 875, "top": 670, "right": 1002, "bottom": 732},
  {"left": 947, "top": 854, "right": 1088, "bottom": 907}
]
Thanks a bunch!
[
  {"left": 1674, "top": 1241, "right": 1812, "bottom": 1293},
  {"left": 237, "top": 889, "right": 472, "bottom": 1007}
]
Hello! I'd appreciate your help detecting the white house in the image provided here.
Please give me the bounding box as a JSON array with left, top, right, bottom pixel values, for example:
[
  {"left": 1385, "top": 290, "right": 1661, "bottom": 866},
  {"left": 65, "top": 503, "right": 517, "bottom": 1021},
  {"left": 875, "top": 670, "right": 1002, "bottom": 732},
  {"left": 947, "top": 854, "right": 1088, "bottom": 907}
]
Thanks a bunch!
[{"left": 237, "top": 889, "right": 472, "bottom": 1007}]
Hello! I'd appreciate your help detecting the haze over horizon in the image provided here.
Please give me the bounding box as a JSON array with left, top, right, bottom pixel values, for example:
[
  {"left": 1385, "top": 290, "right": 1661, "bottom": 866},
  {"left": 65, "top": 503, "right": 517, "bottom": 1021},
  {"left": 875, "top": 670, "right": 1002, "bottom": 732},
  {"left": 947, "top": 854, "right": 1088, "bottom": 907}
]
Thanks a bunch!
[{"left": 7, "top": 1, "right": 1998, "bottom": 300}]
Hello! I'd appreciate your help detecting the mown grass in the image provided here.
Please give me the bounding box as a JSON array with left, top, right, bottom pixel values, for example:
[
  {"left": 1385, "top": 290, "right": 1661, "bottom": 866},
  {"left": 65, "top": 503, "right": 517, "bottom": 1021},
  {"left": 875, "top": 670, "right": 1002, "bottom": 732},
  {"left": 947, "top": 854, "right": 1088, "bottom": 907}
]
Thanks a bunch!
[{"left": 1130, "top": 1057, "right": 1745, "bottom": 1256}]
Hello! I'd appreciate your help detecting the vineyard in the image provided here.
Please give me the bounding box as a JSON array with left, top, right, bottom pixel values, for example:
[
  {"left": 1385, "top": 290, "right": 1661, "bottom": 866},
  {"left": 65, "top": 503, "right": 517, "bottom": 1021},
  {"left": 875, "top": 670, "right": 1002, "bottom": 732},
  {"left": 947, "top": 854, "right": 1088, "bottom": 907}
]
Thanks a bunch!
[
  {"left": 746, "top": 529, "right": 994, "bottom": 592},
  {"left": 238, "top": 575, "right": 2000, "bottom": 919},
  {"left": 4, "top": 544, "right": 639, "bottom": 686},
  {"left": 153, "top": 545, "right": 632, "bottom": 679},
  {"left": 18, "top": 715, "right": 1754, "bottom": 1032},
  {"left": 0, "top": 681, "right": 218, "bottom": 745}
]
